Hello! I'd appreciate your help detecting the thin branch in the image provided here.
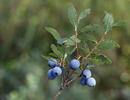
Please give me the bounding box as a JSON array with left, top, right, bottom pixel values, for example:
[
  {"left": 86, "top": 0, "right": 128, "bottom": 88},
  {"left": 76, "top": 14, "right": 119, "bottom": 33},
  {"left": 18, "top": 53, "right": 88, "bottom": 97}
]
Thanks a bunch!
[
  {"left": 64, "top": 70, "right": 75, "bottom": 83},
  {"left": 83, "top": 31, "right": 107, "bottom": 60},
  {"left": 53, "top": 76, "right": 78, "bottom": 100},
  {"left": 75, "top": 27, "right": 79, "bottom": 58},
  {"left": 53, "top": 89, "right": 63, "bottom": 100}
]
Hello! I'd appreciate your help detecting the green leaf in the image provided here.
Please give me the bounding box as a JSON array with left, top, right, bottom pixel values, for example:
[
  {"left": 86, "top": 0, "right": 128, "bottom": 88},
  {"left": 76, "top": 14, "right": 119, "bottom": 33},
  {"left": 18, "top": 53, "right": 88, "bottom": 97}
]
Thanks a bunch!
[
  {"left": 78, "top": 8, "right": 91, "bottom": 23},
  {"left": 81, "top": 42, "right": 90, "bottom": 55},
  {"left": 103, "top": 13, "right": 114, "bottom": 32},
  {"left": 41, "top": 55, "right": 52, "bottom": 61},
  {"left": 63, "top": 53, "right": 67, "bottom": 60},
  {"left": 49, "top": 53, "right": 57, "bottom": 58},
  {"left": 98, "top": 39, "right": 120, "bottom": 50},
  {"left": 57, "top": 35, "right": 80, "bottom": 47},
  {"left": 87, "top": 40, "right": 97, "bottom": 50},
  {"left": 50, "top": 44, "right": 63, "bottom": 58},
  {"left": 81, "top": 24, "right": 99, "bottom": 33},
  {"left": 57, "top": 45, "right": 66, "bottom": 54},
  {"left": 96, "top": 54, "right": 112, "bottom": 64},
  {"left": 66, "top": 46, "right": 76, "bottom": 55},
  {"left": 87, "top": 65, "right": 95, "bottom": 68},
  {"left": 57, "top": 38, "right": 73, "bottom": 45},
  {"left": 70, "top": 35, "right": 81, "bottom": 44},
  {"left": 68, "top": 4, "right": 78, "bottom": 28},
  {"left": 112, "top": 21, "right": 126, "bottom": 27},
  {"left": 63, "top": 35, "right": 81, "bottom": 46},
  {"left": 78, "top": 33, "right": 97, "bottom": 42},
  {"left": 45, "top": 27, "right": 61, "bottom": 41},
  {"left": 90, "top": 54, "right": 112, "bottom": 65}
]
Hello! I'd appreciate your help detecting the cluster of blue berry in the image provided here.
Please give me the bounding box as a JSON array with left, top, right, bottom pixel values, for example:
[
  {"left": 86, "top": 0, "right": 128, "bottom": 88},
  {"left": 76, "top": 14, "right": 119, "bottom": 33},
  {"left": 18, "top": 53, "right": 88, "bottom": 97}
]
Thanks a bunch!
[
  {"left": 47, "top": 58, "right": 96, "bottom": 87},
  {"left": 69, "top": 59, "right": 96, "bottom": 87},
  {"left": 47, "top": 58, "right": 64, "bottom": 80},
  {"left": 80, "top": 70, "right": 96, "bottom": 87}
]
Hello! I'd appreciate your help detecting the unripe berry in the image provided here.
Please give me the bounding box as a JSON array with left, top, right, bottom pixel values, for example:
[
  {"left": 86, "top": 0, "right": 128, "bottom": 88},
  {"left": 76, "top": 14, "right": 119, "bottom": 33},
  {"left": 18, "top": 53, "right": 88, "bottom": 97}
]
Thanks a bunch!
[
  {"left": 61, "top": 66, "right": 65, "bottom": 71},
  {"left": 82, "top": 69, "right": 91, "bottom": 79},
  {"left": 48, "top": 58, "right": 57, "bottom": 68},
  {"left": 47, "top": 69, "right": 56, "bottom": 80},
  {"left": 86, "top": 77, "right": 96, "bottom": 87},
  {"left": 80, "top": 78, "right": 87, "bottom": 86},
  {"left": 52, "top": 67, "right": 62, "bottom": 76},
  {"left": 69, "top": 59, "right": 80, "bottom": 70}
]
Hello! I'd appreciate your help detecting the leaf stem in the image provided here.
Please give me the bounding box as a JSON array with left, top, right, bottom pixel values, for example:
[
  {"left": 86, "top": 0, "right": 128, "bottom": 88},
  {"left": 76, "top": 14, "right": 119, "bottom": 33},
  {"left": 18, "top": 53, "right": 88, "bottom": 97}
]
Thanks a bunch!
[{"left": 75, "top": 27, "right": 79, "bottom": 58}]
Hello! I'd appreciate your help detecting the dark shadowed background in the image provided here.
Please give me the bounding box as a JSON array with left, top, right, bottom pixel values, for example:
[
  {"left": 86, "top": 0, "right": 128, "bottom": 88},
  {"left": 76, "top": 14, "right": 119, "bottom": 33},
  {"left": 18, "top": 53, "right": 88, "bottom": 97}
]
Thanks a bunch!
[{"left": 0, "top": 0, "right": 130, "bottom": 100}]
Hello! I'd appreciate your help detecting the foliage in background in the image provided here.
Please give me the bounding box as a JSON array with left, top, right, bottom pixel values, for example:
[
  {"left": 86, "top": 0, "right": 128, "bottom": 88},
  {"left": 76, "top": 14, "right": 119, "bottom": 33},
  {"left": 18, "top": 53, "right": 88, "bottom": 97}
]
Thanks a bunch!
[{"left": 0, "top": 0, "right": 130, "bottom": 100}]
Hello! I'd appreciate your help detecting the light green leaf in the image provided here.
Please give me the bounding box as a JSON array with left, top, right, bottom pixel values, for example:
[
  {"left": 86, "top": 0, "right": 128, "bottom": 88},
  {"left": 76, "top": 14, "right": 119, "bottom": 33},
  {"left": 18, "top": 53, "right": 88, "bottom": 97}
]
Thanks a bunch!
[
  {"left": 66, "top": 46, "right": 76, "bottom": 55},
  {"left": 103, "top": 13, "right": 114, "bottom": 32},
  {"left": 78, "top": 33, "right": 97, "bottom": 42},
  {"left": 57, "top": 38, "right": 73, "bottom": 45},
  {"left": 90, "top": 54, "right": 112, "bottom": 65},
  {"left": 112, "top": 21, "right": 126, "bottom": 27},
  {"left": 51, "top": 44, "right": 63, "bottom": 58},
  {"left": 98, "top": 39, "right": 120, "bottom": 50},
  {"left": 45, "top": 27, "right": 61, "bottom": 41},
  {"left": 81, "top": 24, "right": 99, "bottom": 33},
  {"left": 49, "top": 53, "right": 57, "bottom": 58},
  {"left": 68, "top": 4, "right": 78, "bottom": 28},
  {"left": 87, "top": 65, "right": 95, "bottom": 68},
  {"left": 63, "top": 53, "right": 67, "bottom": 60},
  {"left": 81, "top": 42, "right": 90, "bottom": 55},
  {"left": 78, "top": 8, "right": 91, "bottom": 23},
  {"left": 62, "top": 35, "right": 81, "bottom": 46},
  {"left": 41, "top": 55, "right": 52, "bottom": 61},
  {"left": 96, "top": 54, "right": 112, "bottom": 64},
  {"left": 87, "top": 40, "right": 97, "bottom": 50},
  {"left": 70, "top": 35, "right": 81, "bottom": 44}
]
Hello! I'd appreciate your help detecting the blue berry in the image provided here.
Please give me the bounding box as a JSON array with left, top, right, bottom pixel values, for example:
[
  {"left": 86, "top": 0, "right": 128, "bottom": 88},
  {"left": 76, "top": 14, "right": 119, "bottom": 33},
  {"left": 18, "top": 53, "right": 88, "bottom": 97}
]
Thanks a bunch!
[
  {"left": 47, "top": 69, "right": 56, "bottom": 80},
  {"left": 69, "top": 59, "right": 80, "bottom": 70},
  {"left": 80, "top": 78, "right": 87, "bottom": 86},
  {"left": 86, "top": 77, "right": 96, "bottom": 87},
  {"left": 82, "top": 69, "right": 91, "bottom": 79},
  {"left": 48, "top": 58, "right": 57, "bottom": 68},
  {"left": 52, "top": 67, "right": 62, "bottom": 76},
  {"left": 61, "top": 66, "right": 65, "bottom": 71}
]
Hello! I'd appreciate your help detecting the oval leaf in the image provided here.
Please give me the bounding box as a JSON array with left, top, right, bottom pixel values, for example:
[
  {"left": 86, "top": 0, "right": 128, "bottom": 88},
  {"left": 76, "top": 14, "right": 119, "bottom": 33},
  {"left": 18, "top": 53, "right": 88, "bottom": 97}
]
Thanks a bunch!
[{"left": 45, "top": 27, "right": 61, "bottom": 41}]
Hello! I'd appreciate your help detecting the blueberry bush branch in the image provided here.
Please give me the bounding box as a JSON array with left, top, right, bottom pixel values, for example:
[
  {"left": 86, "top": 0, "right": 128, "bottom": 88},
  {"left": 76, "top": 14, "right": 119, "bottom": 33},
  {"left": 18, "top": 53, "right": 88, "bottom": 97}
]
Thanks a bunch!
[
  {"left": 83, "top": 31, "right": 107, "bottom": 60},
  {"left": 53, "top": 75, "right": 78, "bottom": 100},
  {"left": 42, "top": 4, "right": 125, "bottom": 100}
]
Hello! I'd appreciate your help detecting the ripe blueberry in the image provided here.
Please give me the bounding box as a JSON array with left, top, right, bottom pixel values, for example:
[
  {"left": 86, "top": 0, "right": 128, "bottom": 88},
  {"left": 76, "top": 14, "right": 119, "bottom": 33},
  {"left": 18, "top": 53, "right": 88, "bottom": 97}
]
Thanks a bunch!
[
  {"left": 80, "top": 78, "right": 87, "bottom": 86},
  {"left": 69, "top": 59, "right": 80, "bottom": 70},
  {"left": 82, "top": 69, "right": 91, "bottom": 79},
  {"left": 86, "top": 77, "right": 96, "bottom": 87},
  {"left": 47, "top": 69, "right": 56, "bottom": 80},
  {"left": 52, "top": 67, "right": 62, "bottom": 76},
  {"left": 48, "top": 58, "right": 57, "bottom": 68}
]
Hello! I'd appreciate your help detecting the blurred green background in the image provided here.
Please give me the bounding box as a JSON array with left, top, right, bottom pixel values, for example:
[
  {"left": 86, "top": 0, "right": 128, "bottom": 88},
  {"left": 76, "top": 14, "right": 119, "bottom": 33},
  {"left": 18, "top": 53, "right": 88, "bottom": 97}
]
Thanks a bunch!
[{"left": 0, "top": 0, "right": 130, "bottom": 100}]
